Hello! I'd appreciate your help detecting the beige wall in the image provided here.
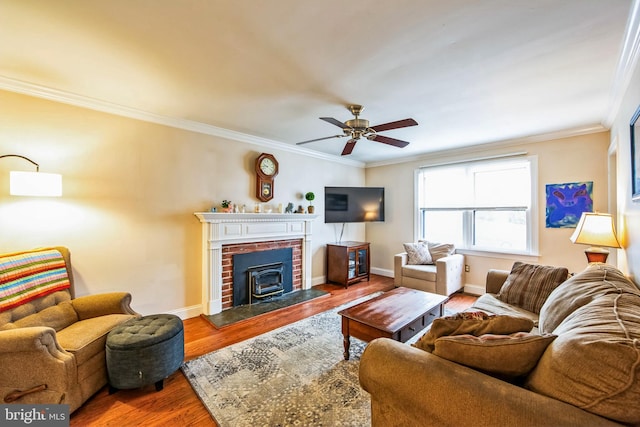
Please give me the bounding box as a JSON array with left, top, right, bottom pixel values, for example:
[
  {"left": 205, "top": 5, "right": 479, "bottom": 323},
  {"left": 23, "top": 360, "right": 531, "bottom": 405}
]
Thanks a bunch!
[
  {"left": 0, "top": 90, "right": 365, "bottom": 317},
  {"left": 366, "top": 132, "right": 611, "bottom": 290}
]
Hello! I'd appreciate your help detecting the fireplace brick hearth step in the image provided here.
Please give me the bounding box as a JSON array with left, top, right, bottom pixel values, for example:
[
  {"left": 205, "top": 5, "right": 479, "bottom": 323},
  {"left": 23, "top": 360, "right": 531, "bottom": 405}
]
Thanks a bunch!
[{"left": 204, "top": 288, "right": 329, "bottom": 328}]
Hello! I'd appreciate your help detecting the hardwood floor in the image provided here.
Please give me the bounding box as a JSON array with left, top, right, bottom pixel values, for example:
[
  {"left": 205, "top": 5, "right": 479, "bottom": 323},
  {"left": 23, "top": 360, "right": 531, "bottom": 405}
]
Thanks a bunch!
[{"left": 70, "top": 275, "right": 476, "bottom": 426}]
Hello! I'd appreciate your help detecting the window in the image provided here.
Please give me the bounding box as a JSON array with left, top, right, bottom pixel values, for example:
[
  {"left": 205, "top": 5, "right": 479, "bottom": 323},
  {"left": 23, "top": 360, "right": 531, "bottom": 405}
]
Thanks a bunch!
[{"left": 417, "top": 156, "right": 537, "bottom": 255}]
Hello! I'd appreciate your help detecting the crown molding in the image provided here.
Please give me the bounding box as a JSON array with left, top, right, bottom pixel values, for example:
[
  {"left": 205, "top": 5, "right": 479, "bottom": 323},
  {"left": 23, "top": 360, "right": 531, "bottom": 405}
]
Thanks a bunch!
[
  {"left": 0, "top": 75, "right": 364, "bottom": 168},
  {"left": 365, "top": 124, "right": 608, "bottom": 168},
  {"left": 604, "top": 0, "right": 640, "bottom": 127}
]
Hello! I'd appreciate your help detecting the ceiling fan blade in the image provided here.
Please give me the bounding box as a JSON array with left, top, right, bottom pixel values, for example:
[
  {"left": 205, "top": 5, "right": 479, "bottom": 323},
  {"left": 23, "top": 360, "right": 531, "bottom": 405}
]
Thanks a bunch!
[
  {"left": 341, "top": 139, "right": 358, "bottom": 156},
  {"left": 296, "top": 134, "right": 346, "bottom": 145},
  {"left": 320, "top": 117, "right": 350, "bottom": 129},
  {"left": 369, "top": 134, "right": 410, "bottom": 148},
  {"left": 370, "top": 118, "right": 418, "bottom": 132}
]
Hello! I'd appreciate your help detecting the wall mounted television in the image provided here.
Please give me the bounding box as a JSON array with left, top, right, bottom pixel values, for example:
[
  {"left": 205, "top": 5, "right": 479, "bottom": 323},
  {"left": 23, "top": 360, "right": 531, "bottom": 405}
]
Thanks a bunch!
[{"left": 324, "top": 186, "right": 385, "bottom": 223}]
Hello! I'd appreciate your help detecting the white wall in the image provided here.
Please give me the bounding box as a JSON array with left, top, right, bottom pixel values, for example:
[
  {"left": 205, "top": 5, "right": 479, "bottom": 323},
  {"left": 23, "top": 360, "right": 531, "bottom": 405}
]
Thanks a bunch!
[
  {"left": 366, "top": 131, "right": 611, "bottom": 290},
  {"left": 0, "top": 90, "right": 365, "bottom": 318},
  {"left": 612, "top": 52, "right": 640, "bottom": 282}
]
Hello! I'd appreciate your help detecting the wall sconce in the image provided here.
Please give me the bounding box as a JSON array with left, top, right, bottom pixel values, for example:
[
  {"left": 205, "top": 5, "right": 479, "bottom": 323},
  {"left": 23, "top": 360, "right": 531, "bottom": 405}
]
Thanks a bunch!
[
  {"left": 570, "top": 212, "right": 621, "bottom": 263},
  {"left": 0, "top": 154, "right": 62, "bottom": 197}
]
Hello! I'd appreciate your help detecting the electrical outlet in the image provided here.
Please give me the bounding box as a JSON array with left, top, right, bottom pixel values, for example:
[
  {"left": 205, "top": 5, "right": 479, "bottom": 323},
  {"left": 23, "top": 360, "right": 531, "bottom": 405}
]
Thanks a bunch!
[{"left": 464, "top": 265, "right": 470, "bottom": 272}]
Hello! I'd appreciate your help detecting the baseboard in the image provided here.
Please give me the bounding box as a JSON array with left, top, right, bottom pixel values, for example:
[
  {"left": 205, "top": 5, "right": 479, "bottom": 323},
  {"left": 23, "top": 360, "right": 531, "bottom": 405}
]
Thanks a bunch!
[
  {"left": 370, "top": 267, "right": 393, "bottom": 277},
  {"left": 464, "top": 284, "right": 485, "bottom": 296},
  {"left": 165, "top": 304, "right": 203, "bottom": 320},
  {"left": 312, "top": 275, "right": 327, "bottom": 286}
]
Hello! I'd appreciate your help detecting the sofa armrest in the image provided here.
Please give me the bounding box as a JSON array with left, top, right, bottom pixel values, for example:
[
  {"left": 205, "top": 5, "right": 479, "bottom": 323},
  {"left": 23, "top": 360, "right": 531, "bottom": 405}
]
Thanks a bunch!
[
  {"left": 0, "top": 327, "right": 76, "bottom": 404},
  {"left": 71, "top": 292, "right": 138, "bottom": 320},
  {"left": 435, "top": 253, "right": 464, "bottom": 295},
  {"left": 394, "top": 253, "right": 409, "bottom": 286},
  {"left": 486, "top": 269, "right": 510, "bottom": 294},
  {"left": 359, "top": 338, "right": 621, "bottom": 427}
]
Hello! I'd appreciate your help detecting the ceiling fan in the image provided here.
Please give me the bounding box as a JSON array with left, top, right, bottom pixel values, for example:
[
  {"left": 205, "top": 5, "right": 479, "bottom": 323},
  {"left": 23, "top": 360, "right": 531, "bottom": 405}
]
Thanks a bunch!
[{"left": 296, "top": 105, "right": 418, "bottom": 155}]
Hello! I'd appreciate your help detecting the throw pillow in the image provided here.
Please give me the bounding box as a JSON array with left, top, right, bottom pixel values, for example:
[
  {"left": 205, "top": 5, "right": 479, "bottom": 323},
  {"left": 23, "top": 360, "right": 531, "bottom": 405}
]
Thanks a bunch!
[
  {"left": 403, "top": 242, "right": 432, "bottom": 265},
  {"left": 419, "top": 240, "right": 455, "bottom": 262},
  {"left": 413, "top": 311, "right": 534, "bottom": 352},
  {"left": 497, "top": 262, "right": 569, "bottom": 314},
  {"left": 433, "top": 332, "right": 556, "bottom": 378}
]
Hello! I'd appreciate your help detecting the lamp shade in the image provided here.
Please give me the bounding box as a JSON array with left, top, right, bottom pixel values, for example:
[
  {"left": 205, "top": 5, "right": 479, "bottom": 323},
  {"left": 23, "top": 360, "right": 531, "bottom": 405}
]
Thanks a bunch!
[
  {"left": 10, "top": 171, "right": 62, "bottom": 197},
  {"left": 570, "top": 212, "right": 620, "bottom": 248}
]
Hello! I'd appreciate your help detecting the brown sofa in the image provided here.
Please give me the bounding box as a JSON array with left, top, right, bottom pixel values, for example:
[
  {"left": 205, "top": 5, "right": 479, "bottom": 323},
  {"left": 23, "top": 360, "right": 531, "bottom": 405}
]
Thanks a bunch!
[
  {"left": 360, "top": 263, "right": 640, "bottom": 426},
  {"left": 0, "top": 247, "right": 138, "bottom": 412}
]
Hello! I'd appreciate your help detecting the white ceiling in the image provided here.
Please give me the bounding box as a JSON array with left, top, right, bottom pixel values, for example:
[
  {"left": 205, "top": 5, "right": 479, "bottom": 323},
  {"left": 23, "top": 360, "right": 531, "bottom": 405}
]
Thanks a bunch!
[{"left": 0, "top": 0, "right": 636, "bottom": 164}]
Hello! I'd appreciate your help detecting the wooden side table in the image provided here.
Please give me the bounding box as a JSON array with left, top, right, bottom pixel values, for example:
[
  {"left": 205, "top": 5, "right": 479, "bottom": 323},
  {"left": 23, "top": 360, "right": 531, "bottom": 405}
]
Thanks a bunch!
[{"left": 326, "top": 241, "right": 370, "bottom": 287}]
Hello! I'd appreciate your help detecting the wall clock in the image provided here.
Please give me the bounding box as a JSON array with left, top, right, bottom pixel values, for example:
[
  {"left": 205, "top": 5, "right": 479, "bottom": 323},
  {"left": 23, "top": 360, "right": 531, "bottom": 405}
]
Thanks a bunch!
[{"left": 255, "top": 153, "right": 278, "bottom": 202}]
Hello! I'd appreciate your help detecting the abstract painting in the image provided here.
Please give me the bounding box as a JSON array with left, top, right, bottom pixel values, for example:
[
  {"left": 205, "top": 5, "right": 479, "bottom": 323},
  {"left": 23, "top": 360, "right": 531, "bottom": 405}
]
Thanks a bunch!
[{"left": 545, "top": 181, "right": 593, "bottom": 228}]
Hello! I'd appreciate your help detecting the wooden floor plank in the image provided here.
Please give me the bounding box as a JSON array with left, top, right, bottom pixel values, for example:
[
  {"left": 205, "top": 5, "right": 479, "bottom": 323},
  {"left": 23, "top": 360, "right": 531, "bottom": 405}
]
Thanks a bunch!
[{"left": 70, "top": 276, "right": 475, "bottom": 426}]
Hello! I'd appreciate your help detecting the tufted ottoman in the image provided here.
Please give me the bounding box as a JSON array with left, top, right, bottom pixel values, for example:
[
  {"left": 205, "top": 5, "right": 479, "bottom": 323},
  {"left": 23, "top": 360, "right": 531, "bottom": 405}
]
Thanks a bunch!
[{"left": 106, "top": 314, "right": 184, "bottom": 392}]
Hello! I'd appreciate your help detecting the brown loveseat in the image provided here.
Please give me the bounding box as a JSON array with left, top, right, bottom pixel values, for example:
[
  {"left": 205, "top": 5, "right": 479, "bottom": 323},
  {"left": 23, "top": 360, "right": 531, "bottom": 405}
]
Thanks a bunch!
[
  {"left": 0, "top": 247, "right": 138, "bottom": 412},
  {"left": 360, "top": 263, "right": 640, "bottom": 426}
]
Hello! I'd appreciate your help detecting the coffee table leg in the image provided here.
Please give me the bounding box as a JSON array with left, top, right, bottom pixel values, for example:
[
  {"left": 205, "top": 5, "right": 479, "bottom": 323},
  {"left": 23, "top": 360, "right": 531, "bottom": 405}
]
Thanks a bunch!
[
  {"left": 341, "top": 316, "right": 351, "bottom": 360},
  {"left": 343, "top": 334, "right": 351, "bottom": 360}
]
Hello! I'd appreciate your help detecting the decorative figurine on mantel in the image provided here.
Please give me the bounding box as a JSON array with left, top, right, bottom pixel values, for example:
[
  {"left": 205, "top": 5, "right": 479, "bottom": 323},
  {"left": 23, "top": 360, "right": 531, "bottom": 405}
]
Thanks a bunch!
[{"left": 285, "top": 202, "right": 294, "bottom": 213}]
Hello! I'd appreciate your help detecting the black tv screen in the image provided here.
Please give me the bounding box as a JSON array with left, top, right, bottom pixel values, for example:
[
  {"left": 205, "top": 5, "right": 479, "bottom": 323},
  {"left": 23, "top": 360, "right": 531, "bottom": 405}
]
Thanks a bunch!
[{"left": 324, "top": 187, "right": 385, "bottom": 223}]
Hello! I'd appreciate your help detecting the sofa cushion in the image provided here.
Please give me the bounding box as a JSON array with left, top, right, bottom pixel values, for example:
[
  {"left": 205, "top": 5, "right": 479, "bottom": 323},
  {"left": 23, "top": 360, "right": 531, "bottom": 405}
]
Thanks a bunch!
[
  {"left": 525, "top": 292, "right": 640, "bottom": 425},
  {"left": 470, "top": 294, "right": 540, "bottom": 327},
  {"left": 497, "top": 262, "right": 569, "bottom": 314},
  {"left": 403, "top": 242, "right": 432, "bottom": 265},
  {"left": 539, "top": 263, "right": 640, "bottom": 334},
  {"left": 413, "top": 311, "right": 534, "bottom": 352},
  {"left": 8, "top": 301, "right": 78, "bottom": 332},
  {"left": 433, "top": 332, "right": 556, "bottom": 378}
]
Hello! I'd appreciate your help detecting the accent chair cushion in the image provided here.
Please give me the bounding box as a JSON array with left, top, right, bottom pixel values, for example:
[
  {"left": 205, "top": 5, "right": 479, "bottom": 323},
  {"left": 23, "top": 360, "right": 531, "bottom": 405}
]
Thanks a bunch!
[
  {"left": 413, "top": 311, "right": 534, "bottom": 352},
  {"left": 433, "top": 332, "right": 556, "bottom": 378},
  {"left": 403, "top": 242, "right": 432, "bottom": 265},
  {"left": 497, "top": 262, "right": 569, "bottom": 314},
  {"left": 9, "top": 301, "right": 78, "bottom": 332},
  {"left": 423, "top": 241, "right": 455, "bottom": 261}
]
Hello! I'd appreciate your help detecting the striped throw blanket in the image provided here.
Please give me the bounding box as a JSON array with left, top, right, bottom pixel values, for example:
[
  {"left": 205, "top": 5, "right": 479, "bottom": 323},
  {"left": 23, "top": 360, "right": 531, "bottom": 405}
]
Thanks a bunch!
[{"left": 0, "top": 249, "right": 71, "bottom": 312}]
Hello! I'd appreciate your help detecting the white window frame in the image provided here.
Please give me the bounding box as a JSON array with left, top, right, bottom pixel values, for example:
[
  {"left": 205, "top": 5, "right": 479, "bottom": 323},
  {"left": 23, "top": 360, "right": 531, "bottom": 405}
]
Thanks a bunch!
[{"left": 414, "top": 155, "right": 539, "bottom": 257}]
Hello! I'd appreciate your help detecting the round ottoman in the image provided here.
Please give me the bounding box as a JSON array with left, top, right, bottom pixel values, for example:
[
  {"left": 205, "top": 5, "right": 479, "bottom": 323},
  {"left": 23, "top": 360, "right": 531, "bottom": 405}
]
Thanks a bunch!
[{"left": 106, "top": 314, "right": 184, "bottom": 392}]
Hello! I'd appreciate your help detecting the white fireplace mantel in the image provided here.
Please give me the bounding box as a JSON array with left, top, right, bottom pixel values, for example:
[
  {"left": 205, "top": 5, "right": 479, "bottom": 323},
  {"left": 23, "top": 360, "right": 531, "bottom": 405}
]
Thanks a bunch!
[{"left": 194, "top": 212, "right": 318, "bottom": 315}]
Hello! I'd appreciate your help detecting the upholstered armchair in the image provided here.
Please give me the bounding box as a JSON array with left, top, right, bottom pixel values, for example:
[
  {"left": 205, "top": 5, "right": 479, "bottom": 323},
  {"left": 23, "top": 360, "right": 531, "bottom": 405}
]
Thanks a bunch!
[
  {"left": 0, "top": 247, "right": 138, "bottom": 413},
  {"left": 394, "top": 242, "right": 464, "bottom": 296}
]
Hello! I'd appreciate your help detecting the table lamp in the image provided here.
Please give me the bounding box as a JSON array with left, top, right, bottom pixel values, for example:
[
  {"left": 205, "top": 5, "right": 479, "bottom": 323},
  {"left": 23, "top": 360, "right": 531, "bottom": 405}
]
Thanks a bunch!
[{"left": 570, "top": 212, "right": 621, "bottom": 263}]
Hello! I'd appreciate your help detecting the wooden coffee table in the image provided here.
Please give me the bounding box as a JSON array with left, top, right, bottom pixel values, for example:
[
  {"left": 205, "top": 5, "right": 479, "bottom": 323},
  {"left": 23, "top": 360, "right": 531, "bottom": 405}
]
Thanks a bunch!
[{"left": 338, "top": 287, "right": 448, "bottom": 360}]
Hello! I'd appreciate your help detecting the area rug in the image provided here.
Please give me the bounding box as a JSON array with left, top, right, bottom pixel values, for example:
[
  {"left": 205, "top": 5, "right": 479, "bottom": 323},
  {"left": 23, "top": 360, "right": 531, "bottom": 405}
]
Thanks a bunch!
[{"left": 181, "top": 294, "right": 383, "bottom": 427}]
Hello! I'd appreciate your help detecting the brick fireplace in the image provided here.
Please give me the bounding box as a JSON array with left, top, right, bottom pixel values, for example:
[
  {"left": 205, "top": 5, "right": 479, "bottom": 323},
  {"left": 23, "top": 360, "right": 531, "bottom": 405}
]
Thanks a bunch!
[
  {"left": 223, "top": 239, "right": 302, "bottom": 309},
  {"left": 194, "top": 212, "right": 317, "bottom": 315}
]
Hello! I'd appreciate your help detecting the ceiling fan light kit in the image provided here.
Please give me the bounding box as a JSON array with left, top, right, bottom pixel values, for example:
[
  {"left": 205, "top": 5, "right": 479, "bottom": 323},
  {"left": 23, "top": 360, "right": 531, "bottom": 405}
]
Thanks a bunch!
[{"left": 297, "top": 104, "right": 417, "bottom": 156}]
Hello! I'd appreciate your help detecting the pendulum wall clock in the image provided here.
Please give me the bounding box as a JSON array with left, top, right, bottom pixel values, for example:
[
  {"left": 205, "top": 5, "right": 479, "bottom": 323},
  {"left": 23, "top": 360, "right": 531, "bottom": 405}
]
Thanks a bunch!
[{"left": 255, "top": 153, "right": 278, "bottom": 202}]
